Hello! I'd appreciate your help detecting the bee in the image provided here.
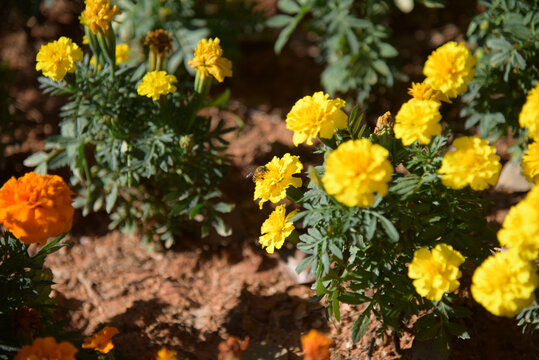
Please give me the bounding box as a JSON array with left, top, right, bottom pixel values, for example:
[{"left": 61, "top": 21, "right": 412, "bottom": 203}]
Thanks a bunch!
[{"left": 246, "top": 166, "right": 268, "bottom": 183}]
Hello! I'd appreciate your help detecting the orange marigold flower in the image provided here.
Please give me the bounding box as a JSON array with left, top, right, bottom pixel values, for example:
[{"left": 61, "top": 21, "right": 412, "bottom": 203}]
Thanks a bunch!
[
  {"left": 155, "top": 347, "right": 178, "bottom": 360},
  {"left": 0, "top": 172, "right": 74, "bottom": 244},
  {"left": 82, "top": 326, "right": 119, "bottom": 354},
  {"left": 15, "top": 337, "right": 77, "bottom": 360},
  {"left": 301, "top": 330, "right": 334, "bottom": 360}
]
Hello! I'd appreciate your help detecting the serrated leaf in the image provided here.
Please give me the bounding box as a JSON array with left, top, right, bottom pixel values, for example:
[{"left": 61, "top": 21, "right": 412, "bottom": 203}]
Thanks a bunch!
[{"left": 351, "top": 312, "right": 370, "bottom": 343}]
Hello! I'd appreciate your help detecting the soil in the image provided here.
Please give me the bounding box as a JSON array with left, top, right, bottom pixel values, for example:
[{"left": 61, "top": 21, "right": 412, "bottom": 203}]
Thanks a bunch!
[{"left": 1, "top": 1, "right": 538, "bottom": 359}]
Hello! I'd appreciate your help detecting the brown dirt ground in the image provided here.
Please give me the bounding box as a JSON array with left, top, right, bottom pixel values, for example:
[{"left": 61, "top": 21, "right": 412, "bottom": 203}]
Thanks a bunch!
[{"left": 2, "top": 1, "right": 539, "bottom": 359}]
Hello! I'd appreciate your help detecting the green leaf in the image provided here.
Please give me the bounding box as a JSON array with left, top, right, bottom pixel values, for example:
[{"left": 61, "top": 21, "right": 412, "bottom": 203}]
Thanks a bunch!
[
  {"left": 378, "top": 42, "right": 398, "bottom": 58},
  {"left": 213, "top": 216, "right": 232, "bottom": 237},
  {"left": 296, "top": 256, "right": 314, "bottom": 274},
  {"left": 214, "top": 202, "right": 234, "bottom": 213},
  {"left": 364, "top": 212, "right": 376, "bottom": 241},
  {"left": 328, "top": 242, "right": 343, "bottom": 260},
  {"left": 278, "top": 0, "right": 301, "bottom": 14},
  {"left": 372, "top": 60, "right": 390, "bottom": 76},
  {"left": 105, "top": 182, "right": 118, "bottom": 213},
  {"left": 351, "top": 311, "right": 370, "bottom": 343},
  {"left": 266, "top": 14, "right": 293, "bottom": 28},
  {"left": 486, "top": 38, "right": 512, "bottom": 51},
  {"left": 338, "top": 292, "right": 368, "bottom": 305},
  {"left": 332, "top": 292, "right": 341, "bottom": 322},
  {"left": 23, "top": 151, "right": 50, "bottom": 168},
  {"left": 375, "top": 213, "right": 399, "bottom": 243}
]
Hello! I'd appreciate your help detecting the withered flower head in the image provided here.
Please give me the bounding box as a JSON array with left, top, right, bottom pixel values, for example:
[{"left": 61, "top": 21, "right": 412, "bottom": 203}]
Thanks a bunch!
[
  {"left": 374, "top": 111, "right": 394, "bottom": 135},
  {"left": 144, "top": 29, "right": 173, "bottom": 55}
]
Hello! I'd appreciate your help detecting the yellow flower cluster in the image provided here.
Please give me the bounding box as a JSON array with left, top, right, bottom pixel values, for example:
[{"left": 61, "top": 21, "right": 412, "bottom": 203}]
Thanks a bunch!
[
  {"left": 471, "top": 250, "right": 538, "bottom": 317},
  {"left": 15, "top": 337, "right": 77, "bottom": 360},
  {"left": 259, "top": 204, "right": 298, "bottom": 254},
  {"left": 82, "top": 326, "right": 119, "bottom": 354},
  {"left": 394, "top": 99, "right": 442, "bottom": 145},
  {"left": 438, "top": 136, "right": 501, "bottom": 190},
  {"left": 521, "top": 142, "right": 539, "bottom": 183},
  {"left": 137, "top": 71, "right": 178, "bottom": 101},
  {"left": 408, "top": 243, "right": 465, "bottom": 301},
  {"left": 36, "top": 37, "right": 83, "bottom": 81},
  {"left": 80, "top": 0, "right": 121, "bottom": 34},
  {"left": 423, "top": 41, "right": 476, "bottom": 99},
  {"left": 322, "top": 139, "right": 393, "bottom": 207},
  {"left": 0, "top": 172, "right": 74, "bottom": 244},
  {"left": 519, "top": 83, "right": 539, "bottom": 141},
  {"left": 301, "top": 329, "right": 334, "bottom": 360},
  {"left": 253, "top": 153, "right": 303, "bottom": 209},
  {"left": 188, "top": 38, "right": 232, "bottom": 82},
  {"left": 498, "top": 185, "right": 539, "bottom": 260},
  {"left": 285, "top": 91, "right": 348, "bottom": 146}
]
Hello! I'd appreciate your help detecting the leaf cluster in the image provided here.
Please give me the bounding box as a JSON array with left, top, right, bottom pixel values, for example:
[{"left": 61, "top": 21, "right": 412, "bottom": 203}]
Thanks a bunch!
[
  {"left": 461, "top": 0, "right": 539, "bottom": 157},
  {"left": 292, "top": 117, "right": 496, "bottom": 348},
  {"left": 27, "top": 58, "right": 234, "bottom": 247},
  {"left": 267, "top": 0, "right": 402, "bottom": 105},
  {"left": 0, "top": 232, "right": 67, "bottom": 358}
]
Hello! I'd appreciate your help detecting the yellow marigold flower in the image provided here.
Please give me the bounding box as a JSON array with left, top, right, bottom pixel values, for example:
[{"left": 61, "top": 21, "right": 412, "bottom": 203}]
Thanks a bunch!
[
  {"left": 519, "top": 83, "right": 539, "bottom": 141},
  {"left": 115, "top": 43, "right": 131, "bottom": 64},
  {"left": 408, "top": 243, "right": 465, "bottom": 301},
  {"left": 155, "top": 347, "right": 178, "bottom": 360},
  {"left": 408, "top": 82, "right": 451, "bottom": 103},
  {"left": 259, "top": 205, "right": 298, "bottom": 254},
  {"left": 15, "top": 337, "right": 77, "bottom": 360},
  {"left": 82, "top": 326, "right": 119, "bottom": 354},
  {"left": 137, "top": 71, "right": 178, "bottom": 101},
  {"left": 423, "top": 41, "right": 476, "bottom": 98},
  {"left": 471, "top": 250, "right": 538, "bottom": 317},
  {"left": 80, "top": 0, "right": 121, "bottom": 35},
  {"left": 438, "top": 136, "right": 501, "bottom": 190},
  {"left": 253, "top": 153, "right": 303, "bottom": 209},
  {"left": 322, "top": 139, "right": 393, "bottom": 207},
  {"left": 521, "top": 142, "right": 539, "bottom": 183},
  {"left": 301, "top": 329, "right": 334, "bottom": 360},
  {"left": 394, "top": 99, "right": 442, "bottom": 146},
  {"left": 35, "top": 37, "right": 83, "bottom": 81},
  {"left": 498, "top": 185, "right": 539, "bottom": 260},
  {"left": 188, "top": 37, "right": 232, "bottom": 82},
  {"left": 0, "top": 172, "right": 74, "bottom": 245},
  {"left": 285, "top": 92, "right": 348, "bottom": 146}
]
